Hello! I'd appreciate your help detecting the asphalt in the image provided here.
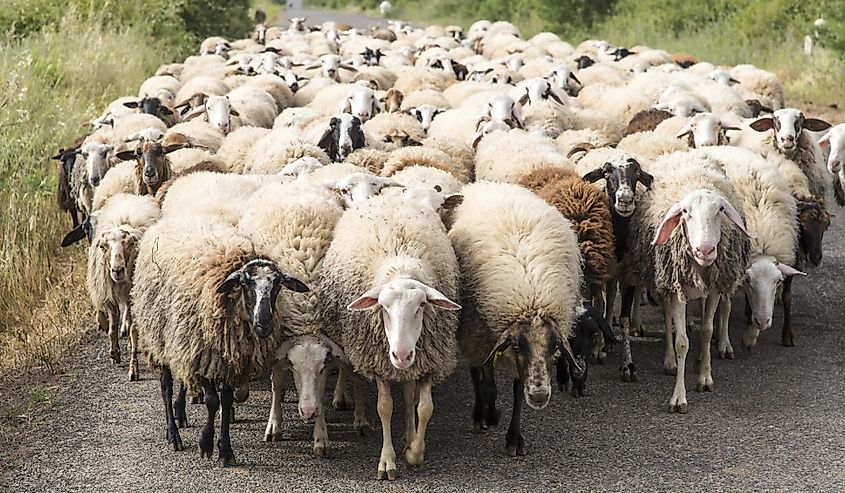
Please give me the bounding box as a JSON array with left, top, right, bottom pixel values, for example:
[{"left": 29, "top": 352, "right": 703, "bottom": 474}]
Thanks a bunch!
[{"left": 6, "top": 10, "right": 845, "bottom": 493}]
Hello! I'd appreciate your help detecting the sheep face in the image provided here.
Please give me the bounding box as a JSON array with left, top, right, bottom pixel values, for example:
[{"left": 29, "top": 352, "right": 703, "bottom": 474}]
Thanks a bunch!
[
  {"left": 401, "top": 186, "right": 463, "bottom": 215},
  {"left": 81, "top": 142, "right": 113, "bottom": 187},
  {"left": 548, "top": 66, "right": 581, "bottom": 97},
  {"left": 486, "top": 94, "right": 522, "bottom": 129},
  {"left": 583, "top": 155, "right": 653, "bottom": 218},
  {"left": 676, "top": 113, "right": 740, "bottom": 148},
  {"left": 706, "top": 70, "right": 739, "bottom": 86},
  {"left": 521, "top": 78, "right": 565, "bottom": 106},
  {"left": 489, "top": 317, "right": 578, "bottom": 410},
  {"left": 309, "top": 55, "right": 356, "bottom": 81},
  {"left": 289, "top": 17, "right": 307, "bottom": 32},
  {"left": 818, "top": 124, "right": 845, "bottom": 174},
  {"left": 326, "top": 173, "right": 401, "bottom": 208},
  {"left": 343, "top": 86, "right": 380, "bottom": 123},
  {"left": 407, "top": 105, "right": 444, "bottom": 134},
  {"left": 123, "top": 97, "right": 175, "bottom": 123},
  {"left": 749, "top": 109, "right": 831, "bottom": 157},
  {"left": 472, "top": 118, "right": 510, "bottom": 148},
  {"left": 744, "top": 256, "right": 805, "bottom": 331},
  {"left": 98, "top": 226, "right": 141, "bottom": 283},
  {"left": 796, "top": 197, "right": 830, "bottom": 268},
  {"left": 279, "top": 156, "right": 324, "bottom": 179},
  {"left": 276, "top": 335, "right": 349, "bottom": 421},
  {"left": 317, "top": 114, "right": 365, "bottom": 162},
  {"left": 348, "top": 279, "right": 460, "bottom": 370},
  {"left": 203, "top": 96, "right": 239, "bottom": 134},
  {"left": 216, "top": 259, "right": 309, "bottom": 338},
  {"left": 652, "top": 189, "right": 751, "bottom": 267},
  {"left": 51, "top": 148, "right": 78, "bottom": 193}
]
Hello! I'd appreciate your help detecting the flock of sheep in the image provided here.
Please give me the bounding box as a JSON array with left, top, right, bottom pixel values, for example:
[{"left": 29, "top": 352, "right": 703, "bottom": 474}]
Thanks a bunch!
[{"left": 50, "top": 11, "right": 845, "bottom": 480}]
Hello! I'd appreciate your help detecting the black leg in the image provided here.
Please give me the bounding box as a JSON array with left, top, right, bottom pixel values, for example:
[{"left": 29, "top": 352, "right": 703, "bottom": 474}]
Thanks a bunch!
[
  {"left": 217, "top": 387, "right": 236, "bottom": 467},
  {"left": 781, "top": 277, "right": 795, "bottom": 347},
  {"left": 160, "top": 367, "right": 183, "bottom": 451},
  {"left": 199, "top": 382, "right": 218, "bottom": 459},
  {"left": 481, "top": 361, "right": 499, "bottom": 428},
  {"left": 191, "top": 388, "right": 205, "bottom": 404},
  {"left": 175, "top": 381, "right": 188, "bottom": 428},
  {"left": 70, "top": 208, "right": 79, "bottom": 228},
  {"left": 555, "top": 358, "right": 570, "bottom": 392},
  {"left": 505, "top": 378, "right": 525, "bottom": 457},
  {"left": 470, "top": 367, "right": 485, "bottom": 431}
]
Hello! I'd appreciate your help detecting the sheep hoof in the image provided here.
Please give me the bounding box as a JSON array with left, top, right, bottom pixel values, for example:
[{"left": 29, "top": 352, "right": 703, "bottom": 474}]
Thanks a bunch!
[
  {"left": 719, "top": 348, "right": 734, "bottom": 360},
  {"left": 264, "top": 432, "right": 284, "bottom": 442},
  {"left": 484, "top": 408, "right": 500, "bottom": 428},
  {"left": 781, "top": 336, "right": 795, "bottom": 347},
  {"left": 313, "top": 445, "right": 327, "bottom": 457},
  {"left": 695, "top": 383, "right": 713, "bottom": 392},
  {"left": 128, "top": 370, "right": 138, "bottom": 382},
  {"left": 171, "top": 439, "right": 184, "bottom": 452},
  {"left": 506, "top": 435, "right": 526, "bottom": 457},
  {"left": 355, "top": 423, "right": 373, "bottom": 437},
  {"left": 668, "top": 402, "right": 689, "bottom": 414},
  {"left": 472, "top": 421, "right": 486, "bottom": 432},
  {"left": 218, "top": 456, "right": 237, "bottom": 468},
  {"left": 404, "top": 447, "right": 424, "bottom": 466},
  {"left": 332, "top": 396, "right": 353, "bottom": 411},
  {"left": 110, "top": 352, "right": 121, "bottom": 365},
  {"left": 387, "top": 469, "right": 398, "bottom": 481},
  {"left": 596, "top": 352, "right": 607, "bottom": 364},
  {"left": 620, "top": 364, "right": 636, "bottom": 383}
]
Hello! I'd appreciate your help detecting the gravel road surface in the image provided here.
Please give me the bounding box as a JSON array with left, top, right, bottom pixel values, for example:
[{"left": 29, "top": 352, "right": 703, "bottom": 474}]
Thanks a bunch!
[{"left": 5, "top": 10, "right": 845, "bottom": 493}]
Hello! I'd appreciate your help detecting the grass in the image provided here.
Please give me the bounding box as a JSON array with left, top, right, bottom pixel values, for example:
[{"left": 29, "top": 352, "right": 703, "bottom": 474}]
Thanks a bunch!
[{"left": 0, "top": 12, "right": 164, "bottom": 378}]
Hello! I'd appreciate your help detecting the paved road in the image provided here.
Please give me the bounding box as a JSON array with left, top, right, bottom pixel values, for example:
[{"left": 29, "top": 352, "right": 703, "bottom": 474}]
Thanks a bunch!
[
  {"left": 6, "top": 11, "right": 845, "bottom": 492},
  {"left": 279, "top": 8, "right": 396, "bottom": 30}
]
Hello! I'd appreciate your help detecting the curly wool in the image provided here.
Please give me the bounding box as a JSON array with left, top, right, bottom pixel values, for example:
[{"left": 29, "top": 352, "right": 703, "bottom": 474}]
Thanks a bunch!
[
  {"left": 391, "top": 165, "right": 463, "bottom": 195},
  {"left": 132, "top": 218, "right": 283, "bottom": 394},
  {"left": 92, "top": 161, "right": 135, "bottom": 211},
  {"left": 520, "top": 167, "right": 615, "bottom": 285},
  {"left": 448, "top": 182, "right": 583, "bottom": 367},
  {"left": 474, "top": 129, "right": 571, "bottom": 184},
  {"left": 242, "top": 132, "right": 331, "bottom": 175},
  {"left": 216, "top": 126, "right": 272, "bottom": 174},
  {"left": 344, "top": 148, "right": 390, "bottom": 175},
  {"left": 318, "top": 194, "right": 460, "bottom": 383},
  {"left": 381, "top": 146, "right": 468, "bottom": 183},
  {"left": 629, "top": 154, "right": 750, "bottom": 301}
]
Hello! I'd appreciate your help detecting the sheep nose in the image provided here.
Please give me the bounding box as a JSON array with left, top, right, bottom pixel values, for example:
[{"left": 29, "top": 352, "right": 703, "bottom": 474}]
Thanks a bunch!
[
  {"left": 299, "top": 405, "right": 316, "bottom": 420},
  {"left": 526, "top": 388, "right": 551, "bottom": 409},
  {"left": 753, "top": 316, "right": 771, "bottom": 330},
  {"left": 90, "top": 176, "right": 101, "bottom": 186},
  {"left": 111, "top": 267, "right": 125, "bottom": 280},
  {"left": 357, "top": 112, "right": 368, "bottom": 120},
  {"left": 696, "top": 245, "right": 716, "bottom": 258},
  {"left": 391, "top": 349, "right": 414, "bottom": 367}
]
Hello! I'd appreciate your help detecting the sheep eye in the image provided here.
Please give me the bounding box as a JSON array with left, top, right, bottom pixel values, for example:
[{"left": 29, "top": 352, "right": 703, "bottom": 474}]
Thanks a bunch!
[
  {"left": 719, "top": 206, "right": 725, "bottom": 212},
  {"left": 681, "top": 208, "right": 688, "bottom": 214}
]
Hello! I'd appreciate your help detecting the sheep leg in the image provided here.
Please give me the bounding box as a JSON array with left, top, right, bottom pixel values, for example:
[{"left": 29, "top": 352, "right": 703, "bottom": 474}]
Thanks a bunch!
[
  {"left": 96, "top": 309, "right": 108, "bottom": 332},
  {"left": 313, "top": 399, "right": 329, "bottom": 457},
  {"left": 662, "top": 297, "right": 677, "bottom": 375},
  {"left": 217, "top": 387, "right": 236, "bottom": 467},
  {"left": 591, "top": 282, "right": 608, "bottom": 363},
  {"left": 402, "top": 380, "right": 417, "bottom": 452},
  {"left": 668, "top": 295, "right": 689, "bottom": 413},
  {"left": 470, "top": 366, "right": 486, "bottom": 430},
  {"left": 554, "top": 358, "right": 570, "bottom": 392},
  {"left": 696, "top": 292, "right": 718, "bottom": 392},
  {"left": 405, "top": 379, "right": 433, "bottom": 467},
  {"left": 376, "top": 378, "right": 397, "bottom": 480},
  {"left": 352, "top": 376, "right": 372, "bottom": 435},
  {"left": 605, "top": 281, "right": 618, "bottom": 326},
  {"left": 482, "top": 361, "right": 499, "bottom": 427},
  {"left": 160, "top": 367, "right": 184, "bottom": 451},
  {"left": 717, "top": 296, "right": 734, "bottom": 360},
  {"left": 505, "top": 378, "right": 526, "bottom": 456},
  {"left": 174, "top": 381, "right": 188, "bottom": 428},
  {"left": 781, "top": 276, "right": 795, "bottom": 347},
  {"left": 332, "top": 368, "right": 352, "bottom": 410},
  {"left": 69, "top": 208, "right": 79, "bottom": 229},
  {"left": 264, "top": 364, "right": 286, "bottom": 442},
  {"left": 630, "top": 283, "right": 645, "bottom": 337},
  {"left": 618, "top": 285, "right": 637, "bottom": 382},
  {"left": 108, "top": 307, "right": 120, "bottom": 364},
  {"left": 123, "top": 302, "right": 139, "bottom": 381},
  {"left": 199, "top": 383, "right": 218, "bottom": 459}
]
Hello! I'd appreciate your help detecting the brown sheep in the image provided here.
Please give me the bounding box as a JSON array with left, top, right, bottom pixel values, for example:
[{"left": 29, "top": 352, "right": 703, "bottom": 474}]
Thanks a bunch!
[
  {"left": 520, "top": 167, "right": 616, "bottom": 310},
  {"left": 622, "top": 108, "right": 674, "bottom": 137},
  {"left": 115, "top": 139, "right": 184, "bottom": 196},
  {"left": 380, "top": 88, "right": 404, "bottom": 113},
  {"left": 671, "top": 52, "right": 697, "bottom": 68},
  {"left": 51, "top": 133, "right": 88, "bottom": 227}
]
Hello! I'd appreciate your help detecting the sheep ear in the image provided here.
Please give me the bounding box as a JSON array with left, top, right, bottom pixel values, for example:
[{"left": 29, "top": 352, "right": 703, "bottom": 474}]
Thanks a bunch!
[
  {"left": 518, "top": 92, "right": 529, "bottom": 106},
  {"left": 341, "top": 98, "right": 352, "bottom": 114},
  {"left": 318, "top": 334, "right": 351, "bottom": 366},
  {"left": 163, "top": 143, "right": 186, "bottom": 154},
  {"left": 304, "top": 63, "right": 321, "bottom": 70},
  {"left": 676, "top": 122, "right": 693, "bottom": 139},
  {"left": 721, "top": 123, "right": 741, "bottom": 132},
  {"left": 61, "top": 222, "right": 88, "bottom": 247},
  {"left": 638, "top": 170, "right": 655, "bottom": 190},
  {"left": 217, "top": 270, "right": 243, "bottom": 294},
  {"left": 280, "top": 274, "right": 309, "bottom": 293},
  {"left": 548, "top": 90, "right": 565, "bottom": 105},
  {"left": 776, "top": 263, "right": 806, "bottom": 277},
  {"left": 339, "top": 64, "right": 358, "bottom": 72},
  {"left": 115, "top": 150, "right": 136, "bottom": 161},
  {"left": 568, "top": 72, "right": 581, "bottom": 84},
  {"left": 423, "top": 285, "right": 461, "bottom": 310},
  {"left": 803, "top": 118, "right": 831, "bottom": 132},
  {"left": 582, "top": 167, "right": 605, "bottom": 183},
  {"left": 442, "top": 194, "right": 463, "bottom": 210},
  {"left": 749, "top": 117, "right": 774, "bottom": 132},
  {"left": 652, "top": 202, "right": 684, "bottom": 245},
  {"left": 183, "top": 106, "right": 206, "bottom": 121},
  {"left": 229, "top": 108, "right": 240, "bottom": 117},
  {"left": 818, "top": 131, "right": 831, "bottom": 148},
  {"left": 317, "top": 128, "right": 335, "bottom": 154},
  {"left": 484, "top": 331, "right": 514, "bottom": 364},
  {"left": 159, "top": 106, "right": 174, "bottom": 116},
  {"left": 348, "top": 286, "right": 382, "bottom": 310},
  {"left": 471, "top": 132, "right": 484, "bottom": 149},
  {"left": 719, "top": 197, "right": 754, "bottom": 239},
  {"left": 123, "top": 101, "right": 140, "bottom": 109}
]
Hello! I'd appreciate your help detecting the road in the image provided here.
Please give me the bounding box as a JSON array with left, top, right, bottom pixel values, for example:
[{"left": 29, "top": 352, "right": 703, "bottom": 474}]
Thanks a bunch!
[
  {"left": 279, "top": 8, "right": 396, "bottom": 30},
  {"left": 6, "top": 10, "right": 845, "bottom": 493}
]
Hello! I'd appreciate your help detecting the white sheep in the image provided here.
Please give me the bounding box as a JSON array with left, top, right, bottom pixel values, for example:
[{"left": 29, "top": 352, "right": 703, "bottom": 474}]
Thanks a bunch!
[
  {"left": 818, "top": 123, "right": 845, "bottom": 205},
  {"left": 474, "top": 128, "right": 570, "bottom": 183}
]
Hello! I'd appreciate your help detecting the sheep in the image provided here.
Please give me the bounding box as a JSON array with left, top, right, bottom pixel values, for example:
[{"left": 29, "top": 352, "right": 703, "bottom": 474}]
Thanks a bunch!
[
  {"left": 236, "top": 181, "right": 351, "bottom": 455},
  {"left": 687, "top": 147, "right": 802, "bottom": 353},
  {"left": 173, "top": 76, "right": 229, "bottom": 109},
  {"left": 730, "top": 64, "right": 785, "bottom": 111},
  {"left": 390, "top": 165, "right": 463, "bottom": 195},
  {"left": 167, "top": 148, "right": 227, "bottom": 175},
  {"left": 627, "top": 152, "right": 751, "bottom": 412},
  {"left": 122, "top": 97, "right": 179, "bottom": 127},
  {"left": 183, "top": 95, "right": 240, "bottom": 134},
  {"left": 344, "top": 148, "right": 390, "bottom": 174},
  {"left": 314, "top": 113, "right": 369, "bottom": 162},
  {"left": 87, "top": 193, "right": 160, "bottom": 380},
  {"left": 113, "top": 139, "right": 185, "bottom": 196},
  {"left": 817, "top": 123, "right": 845, "bottom": 206},
  {"left": 448, "top": 182, "right": 582, "bottom": 456},
  {"left": 278, "top": 156, "right": 325, "bottom": 179},
  {"left": 380, "top": 88, "right": 404, "bottom": 113},
  {"left": 381, "top": 145, "right": 469, "bottom": 183},
  {"left": 307, "top": 54, "right": 357, "bottom": 82},
  {"left": 159, "top": 172, "right": 275, "bottom": 225},
  {"left": 164, "top": 120, "right": 224, "bottom": 152},
  {"left": 243, "top": 74, "right": 295, "bottom": 111},
  {"left": 741, "top": 108, "right": 831, "bottom": 198},
  {"left": 401, "top": 88, "right": 451, "bottom": 110},
  {"left": 519, "top": 167, "right": 615, "bottom": 317},
  {"left": 91, "top": 161, "right": 135, "bottom": 211},
  {"left": 51, "top": 136, "right": 87, "bottom": 227},
  {"left": 555, "top": 129, "right": 614, "bottom": 156},
  {"left": 363, "top": 112, "right": 426, "bottom": 150},
  {"left": 215, "top": 126, "right": 272, "bottom": 174},
  {"left": 517, "top": 78, "right": 571, "bottom": 138},
  {"left": 243, "top": 129, "right": 330, "bottom": 174},
  {"left": 392, "top": 66, "right": 455, "bottom": 95},
  {"left": 318, "top": 193, "right": 461, "bottom": 479},
  {"left": 474, "top": 128, "right": 570, "bottom": 183},
  {"left": 622, "top": 108, "right": 674, "bottom": 137},
  {"left": 404, "top": 105, "right": 446, "bottom": 134},
  {"left": 132, "top": 217, "right": 307, "bottom": 463},
  {"left": 342, "top": 85, "right": 382, "bottom": 123}
]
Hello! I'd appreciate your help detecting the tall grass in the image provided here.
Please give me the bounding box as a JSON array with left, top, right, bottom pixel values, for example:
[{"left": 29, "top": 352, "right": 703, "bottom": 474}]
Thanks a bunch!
[{"left": 0, "top": 13, "right": 163, "bottom": 376}]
